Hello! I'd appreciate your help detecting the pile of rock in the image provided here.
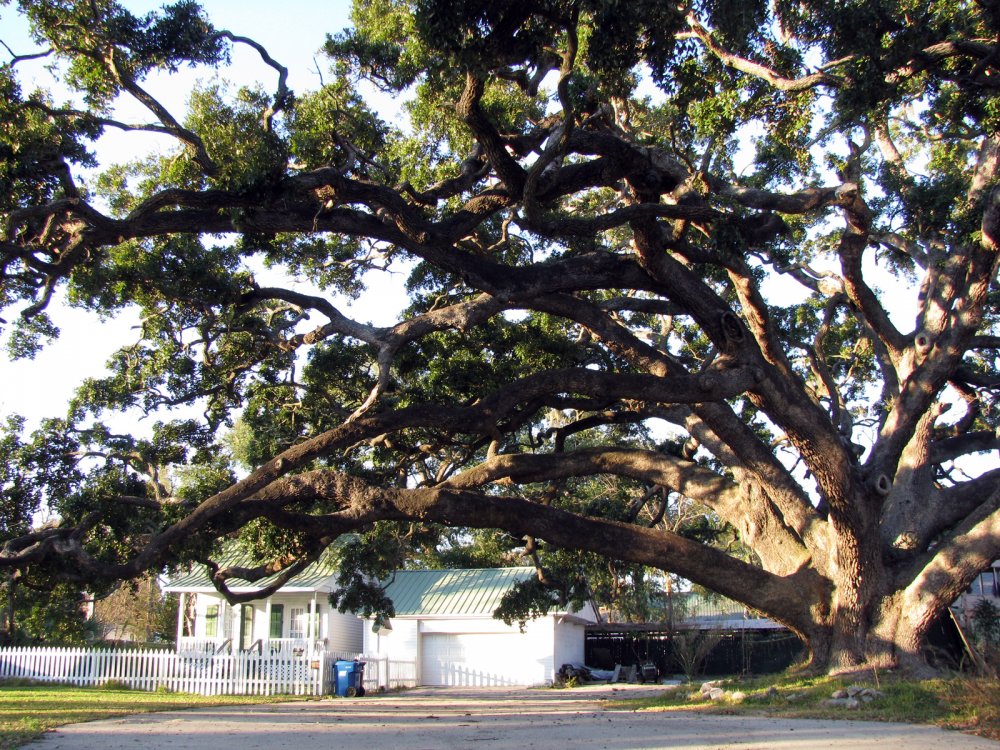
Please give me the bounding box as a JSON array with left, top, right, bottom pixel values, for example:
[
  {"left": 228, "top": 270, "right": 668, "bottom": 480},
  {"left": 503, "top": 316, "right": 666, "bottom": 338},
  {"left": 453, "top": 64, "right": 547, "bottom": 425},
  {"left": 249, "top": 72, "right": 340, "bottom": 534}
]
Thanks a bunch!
[
  {"left": 693, "top": 681, "right": 886, "bottom": 709},
  {"left": 697, "top": 681, "right": 747, "bottom": 703},
  {"left": 821, "top": 685, "right": 886, "bottom": 710}
]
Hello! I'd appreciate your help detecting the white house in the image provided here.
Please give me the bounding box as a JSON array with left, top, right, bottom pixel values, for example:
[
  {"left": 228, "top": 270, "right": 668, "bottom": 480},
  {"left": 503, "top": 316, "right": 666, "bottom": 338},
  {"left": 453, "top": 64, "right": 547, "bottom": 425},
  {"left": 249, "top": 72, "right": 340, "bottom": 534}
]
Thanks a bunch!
[
  {"left": 364, "top": 567, "right": 597, "bottom": 687},
  {"left": 952, "top": 559, "right": 1000, "bottom": 627},
  {"left": 162, "top": 551, "right": 363, "bottom": 656}
]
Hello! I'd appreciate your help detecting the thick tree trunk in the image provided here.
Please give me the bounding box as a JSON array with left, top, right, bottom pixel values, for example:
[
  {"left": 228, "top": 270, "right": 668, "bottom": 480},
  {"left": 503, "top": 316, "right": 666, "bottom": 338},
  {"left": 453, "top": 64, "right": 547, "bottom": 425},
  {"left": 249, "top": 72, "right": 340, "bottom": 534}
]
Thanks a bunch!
[
  {"left": 801, "top": 495, "right": 887, "bottom": 671},
  {"left": 798, "top": 585, "right": 950, "bottom": 675},
  {"left": 799, "top": 613, "right": 919, "bottom": 674},
  {"left": 869, "top": 597, "right": 942, "bottom": 675}
]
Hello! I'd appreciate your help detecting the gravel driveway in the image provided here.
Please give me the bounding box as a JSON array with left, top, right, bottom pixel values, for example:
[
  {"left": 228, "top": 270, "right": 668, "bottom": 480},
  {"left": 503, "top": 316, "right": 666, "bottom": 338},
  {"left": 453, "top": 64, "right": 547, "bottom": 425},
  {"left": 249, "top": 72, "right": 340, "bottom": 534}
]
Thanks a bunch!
[{"left": 25, "top": 683, "right": 1000, "bottom": 750}]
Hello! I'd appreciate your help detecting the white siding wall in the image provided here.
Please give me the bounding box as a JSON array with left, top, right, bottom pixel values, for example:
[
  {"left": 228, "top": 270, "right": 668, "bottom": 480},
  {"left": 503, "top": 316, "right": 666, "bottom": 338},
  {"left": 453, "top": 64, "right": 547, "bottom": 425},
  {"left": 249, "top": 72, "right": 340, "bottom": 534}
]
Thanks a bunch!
[
  {"left": 364, "top": 617, "right": 419, "bottom": 660},
  {"left": 361, "top": 619, "right": 382, "bottom": 656},
  {"left": 399, "top": 619, "right": 421, "bottom": 661},
  {"left": 575, "top": 601, "right": 599, "bottom": 622},
  {"left": 326, "top": 607, "right": 364, "bottom": 652},
  {"left": 361, "top": 619, "right": 378, "bottom": 656},
  {"left": 524, "top": 617, "right": 559, "bottom": 684},
  {"left": 552, "top": 618, "right": 587, "bottom": 671}
]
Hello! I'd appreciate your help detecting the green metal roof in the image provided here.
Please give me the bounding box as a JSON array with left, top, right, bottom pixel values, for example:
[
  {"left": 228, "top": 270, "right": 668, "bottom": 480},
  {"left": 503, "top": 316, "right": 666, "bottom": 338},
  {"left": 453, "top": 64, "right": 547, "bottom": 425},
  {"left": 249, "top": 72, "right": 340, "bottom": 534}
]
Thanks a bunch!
[
  {"left": 162, "top": 549, "right": 339, "bottom": 594},
  {"left": 383, "top": 567, "right": 536, "bottom": 617},
  {"left": 678, "top": 592, "right": 748, "bottom": 617}
]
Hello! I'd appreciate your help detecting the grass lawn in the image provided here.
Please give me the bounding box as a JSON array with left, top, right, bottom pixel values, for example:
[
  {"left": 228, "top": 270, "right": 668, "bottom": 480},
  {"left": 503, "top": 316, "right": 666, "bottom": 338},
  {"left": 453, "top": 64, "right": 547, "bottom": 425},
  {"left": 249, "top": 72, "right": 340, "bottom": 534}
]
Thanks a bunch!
[
  {"left": 0, "top": 681, "right": 315, "bottom": 749},
  {"left": 615, "top": 672, "right": 1000, "bottom": 741}
]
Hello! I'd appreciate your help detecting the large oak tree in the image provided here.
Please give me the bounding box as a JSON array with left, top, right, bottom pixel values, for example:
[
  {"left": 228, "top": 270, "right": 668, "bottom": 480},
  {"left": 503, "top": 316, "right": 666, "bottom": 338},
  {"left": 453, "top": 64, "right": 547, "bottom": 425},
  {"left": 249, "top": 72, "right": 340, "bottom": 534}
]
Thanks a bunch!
[{"left": 2, "top": 0, "right": 999, "bottom": 673}]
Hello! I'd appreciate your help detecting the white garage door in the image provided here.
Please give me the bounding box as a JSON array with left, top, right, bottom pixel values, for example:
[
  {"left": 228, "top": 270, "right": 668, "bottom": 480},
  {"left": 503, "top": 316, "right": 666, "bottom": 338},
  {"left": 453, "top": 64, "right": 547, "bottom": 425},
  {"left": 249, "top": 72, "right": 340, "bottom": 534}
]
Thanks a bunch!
[{"left": 421, "top": 633, "right": 529, "bottom": 686}]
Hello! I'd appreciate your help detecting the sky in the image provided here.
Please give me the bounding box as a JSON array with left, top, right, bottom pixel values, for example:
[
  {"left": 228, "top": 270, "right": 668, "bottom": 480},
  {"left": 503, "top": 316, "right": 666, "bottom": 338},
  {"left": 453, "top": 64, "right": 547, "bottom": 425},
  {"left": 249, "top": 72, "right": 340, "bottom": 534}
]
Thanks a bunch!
[{"left": 0, "top": 1, "right": 412, "bottom": 431}]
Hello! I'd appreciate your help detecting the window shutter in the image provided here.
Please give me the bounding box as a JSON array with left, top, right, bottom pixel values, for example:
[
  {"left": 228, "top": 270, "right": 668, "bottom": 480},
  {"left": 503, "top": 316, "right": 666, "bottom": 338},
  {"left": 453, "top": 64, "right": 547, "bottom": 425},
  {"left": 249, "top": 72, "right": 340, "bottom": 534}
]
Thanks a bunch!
[{"left": 270, "top": 604, "right": 284, "bottom": 638}]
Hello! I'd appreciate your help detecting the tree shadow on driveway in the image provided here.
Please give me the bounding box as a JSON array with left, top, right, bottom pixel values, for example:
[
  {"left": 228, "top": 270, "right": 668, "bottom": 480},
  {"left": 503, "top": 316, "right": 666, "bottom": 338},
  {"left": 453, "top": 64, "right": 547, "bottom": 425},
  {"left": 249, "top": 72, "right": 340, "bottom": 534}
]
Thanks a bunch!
[{"left": 27, "top": 685, "right": 1000, "bottom": 750}]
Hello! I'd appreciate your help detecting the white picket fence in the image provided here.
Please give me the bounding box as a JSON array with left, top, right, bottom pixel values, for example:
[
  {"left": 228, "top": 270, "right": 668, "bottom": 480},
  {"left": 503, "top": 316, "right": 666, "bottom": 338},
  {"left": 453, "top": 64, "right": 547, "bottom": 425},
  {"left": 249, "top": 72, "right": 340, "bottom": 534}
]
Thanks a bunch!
[
  {"left": 0, "top": 646, "right": 326, "bottom": 696},
  {"left": 360, "top": 654, "right": 418, "bottom": 691},
  {"left": 0, "top": 646, "right": 419, "bottom": 696}
]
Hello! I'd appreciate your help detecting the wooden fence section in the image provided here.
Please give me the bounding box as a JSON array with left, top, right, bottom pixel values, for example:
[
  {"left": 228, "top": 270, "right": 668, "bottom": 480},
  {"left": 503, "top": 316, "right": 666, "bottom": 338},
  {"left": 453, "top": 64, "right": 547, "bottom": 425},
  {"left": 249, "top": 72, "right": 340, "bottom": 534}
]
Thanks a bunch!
[
  {"left": 360, "top": 655, "right": 418, "bottom": 691},
  {"left": 0, "top": 647, "right": 327, "bottom": 696}
]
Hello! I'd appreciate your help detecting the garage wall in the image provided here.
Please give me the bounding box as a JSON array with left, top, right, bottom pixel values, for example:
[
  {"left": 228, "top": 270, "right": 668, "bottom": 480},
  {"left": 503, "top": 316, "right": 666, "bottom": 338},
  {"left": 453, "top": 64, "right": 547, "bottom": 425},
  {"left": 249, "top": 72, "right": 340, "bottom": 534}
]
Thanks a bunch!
[
  {"left": 418, "top": 617, "right": 555, "bottom": 686},
  {"left": 552, "top": 618, "right": 587, "bottom": 671},
  {"left": 364, "top": 613, "right": 594, "bottom": 687},
  {"left": 364, "top": 617, "right": 419, "bottom": 660}
]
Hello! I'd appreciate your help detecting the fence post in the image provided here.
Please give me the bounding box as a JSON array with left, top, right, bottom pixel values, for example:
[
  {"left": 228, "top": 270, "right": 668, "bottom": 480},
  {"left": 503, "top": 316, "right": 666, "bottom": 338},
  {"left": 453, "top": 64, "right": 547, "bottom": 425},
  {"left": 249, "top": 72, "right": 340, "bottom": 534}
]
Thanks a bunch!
[
  {"left": 86, "top": 648, "right": 96, "bottom": 687},
  {"left": 317, "top": 652, "right": 325, "bottom": 696}
]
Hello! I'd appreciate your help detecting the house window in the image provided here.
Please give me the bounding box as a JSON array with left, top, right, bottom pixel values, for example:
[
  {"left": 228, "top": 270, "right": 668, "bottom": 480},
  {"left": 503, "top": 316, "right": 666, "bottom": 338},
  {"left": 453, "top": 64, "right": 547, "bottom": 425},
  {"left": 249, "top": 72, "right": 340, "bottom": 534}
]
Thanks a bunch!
[
  {"left": 270, "top": 604, "right": 284, "bottom": 638},
  {"left": 290, "top": 607, "right": 305, "bottom": 639},
  {"left": 240, "top": 604, "right": 255, "bottom": 651},
  {"left": 289, "top": 606, "right": 320, "bottom": 639},
  {"left": 205, "top": 604, "right": 219, "bottom": 638},
  {"left": 974, "top": 572, "right": 986, "bottom": 595},
  {"left": 984, "top": 570, "right": 998, "bottom": 598}
]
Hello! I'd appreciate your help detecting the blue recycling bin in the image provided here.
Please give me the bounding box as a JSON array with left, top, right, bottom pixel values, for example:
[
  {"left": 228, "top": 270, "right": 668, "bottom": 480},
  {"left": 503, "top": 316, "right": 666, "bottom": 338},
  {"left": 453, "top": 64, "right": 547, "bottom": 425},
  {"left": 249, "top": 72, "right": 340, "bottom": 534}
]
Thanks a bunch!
[{"left": 333, "top": 659, "right": 366, "bottom": 697}]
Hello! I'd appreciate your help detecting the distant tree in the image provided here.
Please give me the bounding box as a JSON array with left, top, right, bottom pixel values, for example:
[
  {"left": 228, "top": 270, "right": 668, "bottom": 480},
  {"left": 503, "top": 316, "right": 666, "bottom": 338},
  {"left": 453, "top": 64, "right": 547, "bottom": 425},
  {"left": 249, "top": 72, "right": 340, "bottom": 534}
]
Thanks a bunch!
[
  {"left": 0, "top": 578, "right": 94, "bottom": 646},
  {"left": 0, "top": 416, "right": 96, "bottom": 644},
  {"left": 672, "top": 629, "right": 724, "bottom": 681},
  {"left": 91, "top": 575, "right": 177, "bottom": 644},
  {"left": 1, "top": 0, "right": 999, "bottom": 674}
]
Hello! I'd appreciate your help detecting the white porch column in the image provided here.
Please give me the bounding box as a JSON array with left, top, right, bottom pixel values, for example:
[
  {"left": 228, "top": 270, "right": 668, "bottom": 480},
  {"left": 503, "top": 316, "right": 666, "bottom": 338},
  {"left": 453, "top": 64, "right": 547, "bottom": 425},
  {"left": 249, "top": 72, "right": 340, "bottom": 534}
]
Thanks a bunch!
[
  {"left": 228, "top": 602, "right": 239, "bottom": 650},
  {"left": 175, "top": 592, "right": 185, "bottom": 649},
  {"left": 264, "top": 599, "right": 272, "bottom": 646},
  {"left": 308, "top": 594, "right": 317, "bottom": 650}
]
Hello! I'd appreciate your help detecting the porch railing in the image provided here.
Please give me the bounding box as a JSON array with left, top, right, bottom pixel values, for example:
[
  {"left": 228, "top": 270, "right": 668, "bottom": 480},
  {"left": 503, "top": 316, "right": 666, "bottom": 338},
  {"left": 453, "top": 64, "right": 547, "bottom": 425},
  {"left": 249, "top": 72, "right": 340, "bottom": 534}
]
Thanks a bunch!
[{"left": 176, "top": 636, "right": 327, "bottom": 655}]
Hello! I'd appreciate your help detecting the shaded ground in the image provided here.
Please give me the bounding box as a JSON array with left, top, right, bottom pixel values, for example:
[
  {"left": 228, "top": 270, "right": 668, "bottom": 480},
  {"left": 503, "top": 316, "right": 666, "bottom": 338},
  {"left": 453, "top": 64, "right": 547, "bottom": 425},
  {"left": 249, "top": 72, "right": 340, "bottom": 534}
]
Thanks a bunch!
[{"left": 25, "top": 684, "right": 1000, "bottom": 749}]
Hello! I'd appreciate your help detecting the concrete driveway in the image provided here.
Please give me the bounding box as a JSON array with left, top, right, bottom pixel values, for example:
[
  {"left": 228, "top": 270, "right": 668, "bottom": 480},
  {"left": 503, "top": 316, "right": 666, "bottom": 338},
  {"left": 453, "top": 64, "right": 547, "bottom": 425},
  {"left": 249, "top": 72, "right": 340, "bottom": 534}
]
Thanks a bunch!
[{"left": 26, "top": 684, "right": 1000, "bottom": 750}]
